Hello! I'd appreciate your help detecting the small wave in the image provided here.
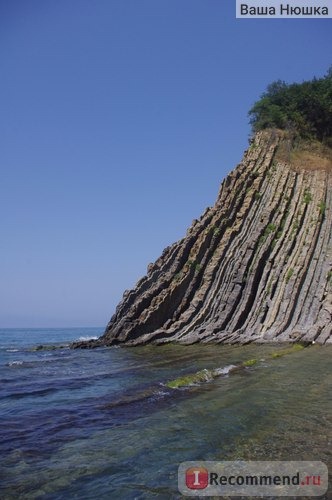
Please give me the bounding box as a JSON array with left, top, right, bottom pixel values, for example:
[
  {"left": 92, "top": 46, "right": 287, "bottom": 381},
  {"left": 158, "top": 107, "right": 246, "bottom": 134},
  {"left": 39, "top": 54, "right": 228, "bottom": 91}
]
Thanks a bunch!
[
  {"left": 7, "top": 358, "right": 55, "bottom": 368},
  {"left": 77, "top": 336, "right": 98, "bottom": 341},
  {"left": 150, "top": 389, "right": 169, "bottom": 400},
  {"left": 6, "top": 349, "right": 19, "bottom": 352},
  {"left": 213, "top": 364, "right": 238, "bottom": 376},
  {"left": 5, "top": 387, "right": 58, "bottom": 399},
  {"left": 8, "top": 360, "right": 24, "bottom": 367}
]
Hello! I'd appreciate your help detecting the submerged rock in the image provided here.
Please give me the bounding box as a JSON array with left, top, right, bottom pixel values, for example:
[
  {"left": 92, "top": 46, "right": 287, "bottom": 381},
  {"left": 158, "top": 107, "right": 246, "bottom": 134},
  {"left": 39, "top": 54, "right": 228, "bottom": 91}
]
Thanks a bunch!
[
  {"left": 166, "top": 365, "right": 239, "bottom": 389},
  {"left": 165, "top": 344, "right": 306, "bottom": 389},
  {"left": 30, "top": 344, "right": 64, "bottom": 351}
]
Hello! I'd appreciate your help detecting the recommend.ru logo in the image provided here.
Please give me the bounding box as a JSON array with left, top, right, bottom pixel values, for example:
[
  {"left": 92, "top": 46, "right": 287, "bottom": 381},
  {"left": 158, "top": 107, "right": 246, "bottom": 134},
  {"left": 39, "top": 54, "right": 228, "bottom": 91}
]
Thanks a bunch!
[{"left": 178, "top": 461, "right": 328, "bottom": 496}]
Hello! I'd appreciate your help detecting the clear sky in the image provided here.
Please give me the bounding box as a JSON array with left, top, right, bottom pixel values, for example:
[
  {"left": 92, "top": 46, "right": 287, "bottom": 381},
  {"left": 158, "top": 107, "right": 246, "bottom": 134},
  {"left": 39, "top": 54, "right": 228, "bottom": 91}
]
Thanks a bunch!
[{"left": 1, "top": 0, "right": 331, "bottom": 328}]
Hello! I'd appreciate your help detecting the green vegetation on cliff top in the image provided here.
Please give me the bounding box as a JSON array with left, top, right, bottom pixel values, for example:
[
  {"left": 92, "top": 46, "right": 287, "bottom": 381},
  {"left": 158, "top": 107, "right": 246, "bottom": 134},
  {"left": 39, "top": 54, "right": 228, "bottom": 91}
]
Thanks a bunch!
[{"left": 249, "top": 68, "right": 332, "bottom": 145}]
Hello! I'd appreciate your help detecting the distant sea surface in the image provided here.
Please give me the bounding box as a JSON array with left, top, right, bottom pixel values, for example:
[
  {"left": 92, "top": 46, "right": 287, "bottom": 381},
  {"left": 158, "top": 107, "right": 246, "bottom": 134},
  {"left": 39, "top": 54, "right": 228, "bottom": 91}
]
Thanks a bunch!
[{"left": 0, "top": 328, "right": 331, "bottom": 499}]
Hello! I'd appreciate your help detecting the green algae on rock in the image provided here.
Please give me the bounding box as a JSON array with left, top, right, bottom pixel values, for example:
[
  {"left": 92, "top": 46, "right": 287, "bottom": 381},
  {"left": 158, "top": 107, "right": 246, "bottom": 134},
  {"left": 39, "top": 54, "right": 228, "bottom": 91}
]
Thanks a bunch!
[
  {"left": 270, "top": 344, "right": 304, "bottom": 358},
  {"left": 165, "top": 343, "right": 308, "bottom": 389},
  {"left": 242, "top": 358, "right": 259, "bottom": 367},
  {"left": 166, "top": 365, "right": 239, "bottom": 389}
]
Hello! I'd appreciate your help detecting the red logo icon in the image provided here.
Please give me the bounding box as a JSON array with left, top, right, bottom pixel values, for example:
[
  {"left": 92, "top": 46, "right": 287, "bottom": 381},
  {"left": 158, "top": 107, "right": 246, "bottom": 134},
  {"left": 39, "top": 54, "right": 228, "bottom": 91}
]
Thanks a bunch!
[{"left": 186, "top": 467, "right": 209, "bottom": 489}]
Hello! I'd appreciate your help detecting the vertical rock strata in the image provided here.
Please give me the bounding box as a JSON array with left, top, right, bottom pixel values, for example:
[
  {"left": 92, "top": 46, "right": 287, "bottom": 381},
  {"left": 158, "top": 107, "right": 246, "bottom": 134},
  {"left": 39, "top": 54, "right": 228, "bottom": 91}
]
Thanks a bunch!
[{"left": 101, "top": 130, "right": 332, "bottom": 346}]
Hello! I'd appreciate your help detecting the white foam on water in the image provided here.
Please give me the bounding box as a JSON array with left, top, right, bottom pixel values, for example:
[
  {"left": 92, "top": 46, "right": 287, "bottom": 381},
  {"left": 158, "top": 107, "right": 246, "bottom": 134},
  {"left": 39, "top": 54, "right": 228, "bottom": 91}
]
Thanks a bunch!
[
  {"left": 213, "top": 364, "right": 238, "bottom": 376},
  {"left": 77, "top": 336, "right": 98, "bottom": 341},
  {"left": 8, "top": 360, "right": 24, "bottom": 366},
  {"left": 150, "top": 389, "right": 169, "bottom": 401}
]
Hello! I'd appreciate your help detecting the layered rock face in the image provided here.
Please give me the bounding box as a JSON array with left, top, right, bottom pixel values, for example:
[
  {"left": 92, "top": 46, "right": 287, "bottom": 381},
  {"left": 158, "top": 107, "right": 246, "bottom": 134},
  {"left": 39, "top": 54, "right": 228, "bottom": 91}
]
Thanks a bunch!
[{"left": 91, "top": 130, "right": 332, "bottom": 346}]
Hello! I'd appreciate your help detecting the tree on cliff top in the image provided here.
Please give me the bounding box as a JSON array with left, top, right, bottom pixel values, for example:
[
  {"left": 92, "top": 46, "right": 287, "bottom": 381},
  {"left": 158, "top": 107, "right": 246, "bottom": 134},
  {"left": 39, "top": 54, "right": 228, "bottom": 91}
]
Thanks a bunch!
[{"left": 249, "top": 68, "right": 332, "bottom": 144}]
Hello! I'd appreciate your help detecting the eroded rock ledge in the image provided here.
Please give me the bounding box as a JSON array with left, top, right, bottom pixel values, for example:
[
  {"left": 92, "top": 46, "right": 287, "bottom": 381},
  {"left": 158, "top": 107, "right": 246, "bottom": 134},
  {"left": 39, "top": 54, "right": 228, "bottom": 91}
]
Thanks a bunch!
[{"left": 73, "top": 130, "right": 332, "bottom": 347}]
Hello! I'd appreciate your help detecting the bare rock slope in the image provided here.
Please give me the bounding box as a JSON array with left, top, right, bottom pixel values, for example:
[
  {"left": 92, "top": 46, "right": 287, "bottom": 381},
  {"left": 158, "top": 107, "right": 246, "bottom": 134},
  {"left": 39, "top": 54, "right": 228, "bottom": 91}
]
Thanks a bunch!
[{"left": 85, "top": 130, "right": 332, "bottom": 346}]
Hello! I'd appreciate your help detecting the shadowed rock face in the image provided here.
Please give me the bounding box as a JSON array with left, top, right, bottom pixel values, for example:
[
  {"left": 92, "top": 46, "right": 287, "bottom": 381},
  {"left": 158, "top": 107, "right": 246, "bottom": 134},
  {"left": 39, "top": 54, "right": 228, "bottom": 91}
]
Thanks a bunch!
[{"left": 82, "top": 130, "right": 332, "bottom": 347}]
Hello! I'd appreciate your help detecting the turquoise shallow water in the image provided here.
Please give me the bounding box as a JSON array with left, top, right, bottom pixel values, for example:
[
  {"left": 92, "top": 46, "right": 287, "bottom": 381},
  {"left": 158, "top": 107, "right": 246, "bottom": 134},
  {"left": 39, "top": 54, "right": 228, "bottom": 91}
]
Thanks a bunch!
[{"left": 0, "top": 328, "right": 331, "bottom": 499}]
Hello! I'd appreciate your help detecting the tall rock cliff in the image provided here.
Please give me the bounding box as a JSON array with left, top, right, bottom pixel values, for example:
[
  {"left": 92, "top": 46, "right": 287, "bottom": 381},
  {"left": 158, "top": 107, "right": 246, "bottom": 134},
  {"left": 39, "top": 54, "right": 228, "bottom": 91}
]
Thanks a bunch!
[{"left": 81, "top": 130, "right": 332, "bottom": 347}]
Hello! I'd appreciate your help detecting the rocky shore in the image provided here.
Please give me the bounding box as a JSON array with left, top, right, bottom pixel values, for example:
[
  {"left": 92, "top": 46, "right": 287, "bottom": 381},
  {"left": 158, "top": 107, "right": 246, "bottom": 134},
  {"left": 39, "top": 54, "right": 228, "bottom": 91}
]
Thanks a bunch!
[{"left": 73, "top": 130, "right": 332, "bottom": 348}]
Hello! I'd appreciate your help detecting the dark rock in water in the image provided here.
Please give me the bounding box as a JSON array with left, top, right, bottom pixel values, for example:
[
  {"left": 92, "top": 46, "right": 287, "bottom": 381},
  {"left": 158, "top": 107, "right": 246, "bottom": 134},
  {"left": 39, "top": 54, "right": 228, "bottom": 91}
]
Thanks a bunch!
[
  {"left": 73, "top": 130, "right": 332, "bottom": 348},
  {"left": 31, "top": 344, "right": 63, "bottom": 351},
  {"left": 71, "top": 339, "right": 103, "bottom": 349}
]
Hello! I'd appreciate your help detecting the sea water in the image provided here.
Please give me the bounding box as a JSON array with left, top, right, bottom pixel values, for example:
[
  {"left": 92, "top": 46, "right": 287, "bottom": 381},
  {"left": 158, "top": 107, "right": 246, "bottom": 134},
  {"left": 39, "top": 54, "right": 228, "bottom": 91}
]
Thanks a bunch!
[{"left": 0, "top": 328, "right": 331, "bottom": 499}]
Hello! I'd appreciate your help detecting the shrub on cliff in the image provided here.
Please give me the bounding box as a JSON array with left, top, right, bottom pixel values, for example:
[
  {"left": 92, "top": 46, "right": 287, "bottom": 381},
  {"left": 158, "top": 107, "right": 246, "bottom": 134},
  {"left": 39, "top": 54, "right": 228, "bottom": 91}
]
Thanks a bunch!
[{"left": 249, "top": 67, "right": 332, "bottom": 143}]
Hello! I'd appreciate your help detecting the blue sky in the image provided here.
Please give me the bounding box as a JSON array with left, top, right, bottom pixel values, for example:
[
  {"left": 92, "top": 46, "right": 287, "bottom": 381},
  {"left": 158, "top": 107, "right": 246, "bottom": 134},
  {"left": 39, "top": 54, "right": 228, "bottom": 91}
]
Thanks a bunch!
[{"left": 1, "top": 0, "right": 331, "bottom": 328}]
